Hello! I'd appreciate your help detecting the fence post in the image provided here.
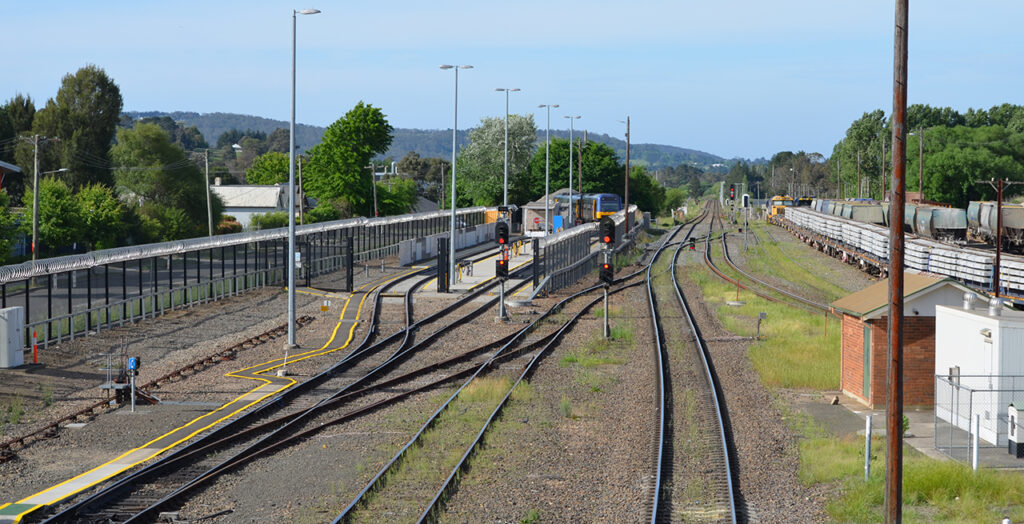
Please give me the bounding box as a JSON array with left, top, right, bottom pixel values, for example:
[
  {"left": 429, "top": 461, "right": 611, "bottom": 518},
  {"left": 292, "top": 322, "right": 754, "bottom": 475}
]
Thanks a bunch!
[
  {"left": 865, "top": 414, "right": 872, "bottom": 481},
  {"left": 972, "top": 413, "right": 980, "bottom": 471}
]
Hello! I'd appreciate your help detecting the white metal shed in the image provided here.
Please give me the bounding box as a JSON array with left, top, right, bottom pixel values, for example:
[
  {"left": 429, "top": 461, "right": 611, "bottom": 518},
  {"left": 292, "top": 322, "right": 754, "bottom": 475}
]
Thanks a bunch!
[{"left": 935, "top": 302, "right": 1024, "bottom": 445}]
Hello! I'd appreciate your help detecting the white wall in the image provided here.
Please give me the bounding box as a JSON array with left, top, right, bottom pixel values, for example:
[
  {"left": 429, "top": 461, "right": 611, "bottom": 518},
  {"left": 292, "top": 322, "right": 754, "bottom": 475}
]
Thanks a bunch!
[{"left": 935, "top": 304, "right": 1024, "bottom": 445}]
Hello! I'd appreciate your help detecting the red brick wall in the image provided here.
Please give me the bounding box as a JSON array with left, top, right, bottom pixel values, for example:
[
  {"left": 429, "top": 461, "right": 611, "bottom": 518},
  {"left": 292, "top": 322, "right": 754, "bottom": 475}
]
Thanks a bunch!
[
  {"left": 841, "top": 314, "right": 868, "bottom": 405},
  {"left": 842, "top": 314, "right": 935, "bottom": 408}
]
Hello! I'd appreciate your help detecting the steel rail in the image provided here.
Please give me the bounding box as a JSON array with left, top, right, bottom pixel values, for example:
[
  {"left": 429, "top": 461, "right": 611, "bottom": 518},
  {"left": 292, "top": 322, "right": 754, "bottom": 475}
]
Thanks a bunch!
[
  {"left": 669, "top": 212, "right": 738, "bottom": 524},
  {"left": 717, "top": 224, "right": 830, "bottom": 312},
  {"left": 45, "top": 248, "right": 525, "bottom": 523}
]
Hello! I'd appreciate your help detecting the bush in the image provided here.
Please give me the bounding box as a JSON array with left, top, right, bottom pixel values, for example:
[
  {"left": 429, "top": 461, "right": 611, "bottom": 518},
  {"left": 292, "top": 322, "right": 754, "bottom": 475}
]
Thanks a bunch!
[{"left": 251, "top": 212, "right": 290, "bottom": 230}]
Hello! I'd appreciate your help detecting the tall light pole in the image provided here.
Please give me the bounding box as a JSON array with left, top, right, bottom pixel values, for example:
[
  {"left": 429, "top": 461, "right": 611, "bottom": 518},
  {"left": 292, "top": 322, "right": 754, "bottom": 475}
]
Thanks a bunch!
[
  {"left": 441, "top": 64, "right": 472, "bottom": 289},
  {"left": 563, "top": 115, "right": 580, "bottom": 224},
  {"left": 538, "top": 104, "right": 559, "bottom": 234},
  {"left": 284, "top": 7, "right": 320, "bottom": 372},
  {"left": 495, "top": 88, "right": 520, "bottom": 208}
]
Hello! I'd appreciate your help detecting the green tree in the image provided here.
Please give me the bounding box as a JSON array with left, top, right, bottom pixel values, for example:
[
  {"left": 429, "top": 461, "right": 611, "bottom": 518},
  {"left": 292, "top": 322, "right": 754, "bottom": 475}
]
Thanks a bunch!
[
  {"left": 455, "top": 114, "right": 537, "bottom": 206},
  {"left": 0, "top": 190, "right": 16, "bottom": 264},
  {"left": 111, "top": 122, "right": 222, "bottom": 239},
  {"left": 627, "top": 165, "right": 666, "bottom": 214},
  {"left": 304, "top": 102, "right": 394, "bottom": 217},
  {"left": 376, "top": 177, "right": 418, "bottom": 215},
  {"left": 251, "top": 211, "right": 290, "bottom": 230},
  {"left": 21, "top": 177, "right": 81, "bottom": 256},
  {"left": 19, "top": 65, "right": 123, "bottom": 189},
  {"left": 525, "top": 140, "right": 623, "bottom": 204},
  {"left": 664, "top": 187, "right": 688, "bottom": 212},
  {"left": 77, "top": 183, "right": 126, "bottom": 249},
  {"left": 246, "top": 151, "right": 289, "bottom": 185}
]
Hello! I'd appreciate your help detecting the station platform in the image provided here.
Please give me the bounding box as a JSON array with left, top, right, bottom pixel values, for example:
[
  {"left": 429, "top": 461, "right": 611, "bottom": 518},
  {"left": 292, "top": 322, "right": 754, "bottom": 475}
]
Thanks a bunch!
[{"left": 410, "top": 240, "right": 537, "bottom": 300}]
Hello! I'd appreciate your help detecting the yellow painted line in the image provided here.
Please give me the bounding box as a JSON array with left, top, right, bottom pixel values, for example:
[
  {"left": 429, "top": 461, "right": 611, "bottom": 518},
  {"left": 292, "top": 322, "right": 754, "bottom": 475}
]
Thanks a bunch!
[{"left": 1, "top": 267, "right": 423, "bottom": 524}]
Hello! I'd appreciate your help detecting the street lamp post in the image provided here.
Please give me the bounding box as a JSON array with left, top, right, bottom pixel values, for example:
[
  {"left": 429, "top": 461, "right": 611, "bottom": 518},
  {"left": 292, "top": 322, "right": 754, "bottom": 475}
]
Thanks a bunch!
[
  {"left": 538, "top": 104, "right": 559, "bottom": 234},
  {"left": 495, "top": 88, "right": 520, "bottom": 208},
  {"left": 284, "top": 7, "right": 320, "bottom": 375},
  {"left": 563, "top": 115, "right": 580, "bottom": 224},
  {"left": 441, "top": 64, "right": 472, "bottom": 289}
]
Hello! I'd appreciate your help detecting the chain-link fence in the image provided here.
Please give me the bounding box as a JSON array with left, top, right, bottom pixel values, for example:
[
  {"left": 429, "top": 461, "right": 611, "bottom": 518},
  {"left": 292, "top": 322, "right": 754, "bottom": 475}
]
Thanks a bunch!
[{"left": 935, "top": 374, "right": 1024, "bottom": 466}]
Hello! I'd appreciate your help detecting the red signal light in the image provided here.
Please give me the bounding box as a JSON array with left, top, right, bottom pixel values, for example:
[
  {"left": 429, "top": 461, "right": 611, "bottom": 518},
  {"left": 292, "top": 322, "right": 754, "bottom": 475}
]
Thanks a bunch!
[{"left": 602, "top": 235, "right": 611, "bottom": 244}]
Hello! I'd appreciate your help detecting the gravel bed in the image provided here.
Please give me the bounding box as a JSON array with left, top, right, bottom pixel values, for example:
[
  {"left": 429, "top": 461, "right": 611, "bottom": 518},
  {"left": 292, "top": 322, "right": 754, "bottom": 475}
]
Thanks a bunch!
[
  {"left": 438, "top": 278, "right": 657, "bottom": 523},
  {"left": 684, "top": 219, "right": 829, "bottom": 522},
  {"left": 172, "top": 290, "right": 537, "bottom": 521},
  {"left": 0, "top": 264, "right": 409, "bottom": 509}
]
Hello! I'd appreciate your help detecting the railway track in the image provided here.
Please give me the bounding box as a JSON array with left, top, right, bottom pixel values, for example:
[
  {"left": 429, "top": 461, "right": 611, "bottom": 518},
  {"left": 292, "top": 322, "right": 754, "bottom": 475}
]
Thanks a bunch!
[
  {"left": 36, "top": 248, "right": 530, "bottom": 523},
  {"left": 645, "top": 207, "right": 737, "bottom": 523},
  {"left": 704, "top": 205, "right": 829, "bottom": 313}
]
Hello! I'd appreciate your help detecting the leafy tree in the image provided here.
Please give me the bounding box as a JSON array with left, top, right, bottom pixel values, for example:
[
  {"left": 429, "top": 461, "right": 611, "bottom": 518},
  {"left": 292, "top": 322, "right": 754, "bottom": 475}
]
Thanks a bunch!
[
  {"left": 627, "top": 166, "right": 666, "bottom": 214},
  {"left": 525, "top": 139, "right": 623, "bottom": 204},
  {"left": 19, "top": 65, "right": 123, "bottom": 189},
  {"left": 216, "top": 128, "right": 265, "bottom": 149},
  {"left": 20, "top": 177, "right": 80, "bottom": 256},
  {"left": 3, "top": 94, "right": 36, "bottom": 135},
  {"left": 0, "top": 190, "right": 16, "bottom": 263},
  {"left": 398, "top": 152, "right": 448, "bottom": 204},
  {"left": 76, "top": 183, "right": 126, "bottom": 249},
  {"left": 455, "top": 114, "right": 537, "bottom": 206},
  {"left": 688, "top": 175, "right": 703, "bottom": 198},
  {"left": 664, "top": 187, "right": 688, "bottom": 212},
  {"left": 246, "top": 152, "right": 289, "bottom": 185},
  {"left": 135, "top": 116, "right": 209, "bottom": 150},
  {"left": 376, "top": 178, "right": 418, "bottom": 215},
  {"left": 306, "top": 201, "right": 342, "bottom": 223},
  {"left": 111, "top": 122, "right": 223, "bottom": 239},
  {"left": 265, "top": 128, "right": 291, "bottom": 154},
  {"left": 304, "top": 102, "right": 393, "bottom": 217}
]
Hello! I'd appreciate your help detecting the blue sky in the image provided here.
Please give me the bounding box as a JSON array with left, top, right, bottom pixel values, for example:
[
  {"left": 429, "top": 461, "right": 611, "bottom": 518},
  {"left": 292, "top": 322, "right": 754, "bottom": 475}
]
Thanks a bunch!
[{"left": 4, "top": 1, "right": 1023, "bottom": 160}]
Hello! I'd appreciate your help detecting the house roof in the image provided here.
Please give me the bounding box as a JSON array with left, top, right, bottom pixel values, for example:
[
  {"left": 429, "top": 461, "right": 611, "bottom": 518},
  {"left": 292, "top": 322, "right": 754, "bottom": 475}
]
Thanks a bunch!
[
  {"left": 211, "top": 184, "right": 289, "bottom": 209},
  {"left": 0, "top": 160, "right": 21, "bottom": 175},
  {"left": 831, "top": 271, "right": 978, "bottom": 319}
]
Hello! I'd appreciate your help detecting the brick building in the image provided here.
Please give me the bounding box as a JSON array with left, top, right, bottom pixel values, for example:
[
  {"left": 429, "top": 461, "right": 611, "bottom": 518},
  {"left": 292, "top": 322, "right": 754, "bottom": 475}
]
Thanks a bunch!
[{"left": 831, "top": 272, "right": 984, "bottom": 409}]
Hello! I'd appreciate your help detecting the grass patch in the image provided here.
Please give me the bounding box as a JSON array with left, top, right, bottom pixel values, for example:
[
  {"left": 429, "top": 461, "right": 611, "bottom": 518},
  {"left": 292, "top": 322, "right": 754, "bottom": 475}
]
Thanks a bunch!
[
  {"left": 558, "top": 395, "right": 573, "bottom": 418},
  {"left": 746, "top": 222, "right": 848, "bottom": 300},
  {"left": 801, "top": 436, "right": 1024, "bottom": 522},
  {"left": 686, "top": 251, "right": 839, "bottom": 390},
  {"left": 521, "top": 508, "right": 541, "bottom": 524},
  {"left": 40, "top": 383, "right": 54, "bottom": 408},
  {"left": 5, "top": 395, "right": 24, "bottom": 425}
]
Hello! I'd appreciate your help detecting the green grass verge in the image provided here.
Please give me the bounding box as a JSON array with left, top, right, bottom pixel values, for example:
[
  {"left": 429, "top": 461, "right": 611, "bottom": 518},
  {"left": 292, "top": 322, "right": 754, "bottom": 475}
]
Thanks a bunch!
[
  {"left": 687, "top": 250, "right": 840, "bottom": 390},
  {"left": 801, "top": 436, "right": 1024, "bottom": 523}
]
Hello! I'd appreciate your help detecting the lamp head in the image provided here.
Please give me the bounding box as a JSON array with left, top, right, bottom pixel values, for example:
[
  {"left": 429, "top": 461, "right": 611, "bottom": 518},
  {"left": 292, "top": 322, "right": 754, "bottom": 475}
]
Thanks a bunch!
[
  {"left": 459, "top": 65, "right": 473, "bottom": 69},
  {"left": 297, "top": 8, "right": 321, "bottom": 15},
  {"left": 440, "top": 65, "right": 454, "bottom": 70}
]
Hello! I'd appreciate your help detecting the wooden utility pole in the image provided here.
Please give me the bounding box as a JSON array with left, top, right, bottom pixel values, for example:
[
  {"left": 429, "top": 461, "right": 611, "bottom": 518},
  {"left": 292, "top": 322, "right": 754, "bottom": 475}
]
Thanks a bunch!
[
  {"left": 881, "top": 135, "right": 887, "bottom": 200},
  {"left": 440, "top": 163, "right": 446, "bottom": 209},
  {"left": 885, "top": 1, "right": 908, "bottom": 521},
  {"left": 837, "top": 150, "right": 842, "bottom": 199},
  {"left": 918, "top": 127, "right": 924, "bottom": 198},
  {"left": 857, "top": 150, "right": 862, "bottom": 198}
]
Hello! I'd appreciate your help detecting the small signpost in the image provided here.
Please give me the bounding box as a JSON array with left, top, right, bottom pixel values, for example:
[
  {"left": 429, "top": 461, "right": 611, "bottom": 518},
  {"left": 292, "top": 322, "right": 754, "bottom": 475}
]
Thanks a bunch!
[{"left": 127, "top": 356, "right": 140, "bottom": 413}]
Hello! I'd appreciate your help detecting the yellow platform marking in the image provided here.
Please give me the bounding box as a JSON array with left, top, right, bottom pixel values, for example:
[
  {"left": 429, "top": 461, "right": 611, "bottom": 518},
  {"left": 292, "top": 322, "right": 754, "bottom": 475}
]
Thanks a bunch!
[{"left": 0, "top": 268, "right": 420, "bottom": 524}]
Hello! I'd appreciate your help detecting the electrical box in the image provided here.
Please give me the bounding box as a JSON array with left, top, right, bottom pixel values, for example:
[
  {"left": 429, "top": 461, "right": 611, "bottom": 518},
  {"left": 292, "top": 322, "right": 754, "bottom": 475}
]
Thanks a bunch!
[{"left": 0, "top": 307, "right": 25, "bottom": 368}]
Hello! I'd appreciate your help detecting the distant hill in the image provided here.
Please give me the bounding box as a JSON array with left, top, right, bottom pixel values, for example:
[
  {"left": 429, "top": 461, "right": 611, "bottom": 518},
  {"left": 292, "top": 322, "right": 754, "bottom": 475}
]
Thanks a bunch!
[{"left": 125, "top": 110, "right": 729, "bottom": 170}]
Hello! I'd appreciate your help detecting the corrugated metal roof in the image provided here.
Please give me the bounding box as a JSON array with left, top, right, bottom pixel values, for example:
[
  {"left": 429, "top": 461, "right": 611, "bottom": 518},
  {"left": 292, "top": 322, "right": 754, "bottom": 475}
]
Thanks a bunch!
[
  {"left": 831, "top": 272, "right": 972, "bottom": 319},
  {"left": 0, "top": 160, "right": 22, "bottom": 174},
  {"left": 211, "top": 185, "right": 287, "bottom": 209}
]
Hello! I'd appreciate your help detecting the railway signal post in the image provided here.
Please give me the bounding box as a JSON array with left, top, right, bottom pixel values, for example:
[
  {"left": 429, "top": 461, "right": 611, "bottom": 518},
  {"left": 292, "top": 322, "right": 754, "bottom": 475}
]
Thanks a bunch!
[
  {"left": 496, "top": 207, "right": 511, "bottom": 322},
  {"left": 599, "top": 217, "right": 615, "bottom": 337}
]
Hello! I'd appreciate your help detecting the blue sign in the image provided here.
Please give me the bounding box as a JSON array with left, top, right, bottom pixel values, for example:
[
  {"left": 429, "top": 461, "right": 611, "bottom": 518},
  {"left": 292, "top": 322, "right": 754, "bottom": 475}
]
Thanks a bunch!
[{"left": 128, "top": 357, "right": 138, "bottom": 371}]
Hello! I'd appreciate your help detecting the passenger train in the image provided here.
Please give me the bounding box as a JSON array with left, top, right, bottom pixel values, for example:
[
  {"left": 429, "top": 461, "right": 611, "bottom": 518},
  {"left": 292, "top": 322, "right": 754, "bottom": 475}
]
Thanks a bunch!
[{"left": 553, "top": 193, "right": 623, "bottom": 223}]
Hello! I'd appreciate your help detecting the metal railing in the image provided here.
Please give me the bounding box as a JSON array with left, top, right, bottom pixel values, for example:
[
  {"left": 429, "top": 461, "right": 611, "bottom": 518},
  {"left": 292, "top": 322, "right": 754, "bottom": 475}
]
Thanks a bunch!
[{"left": 935, "top": 374, "right": 1024, "bottom": 466}]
